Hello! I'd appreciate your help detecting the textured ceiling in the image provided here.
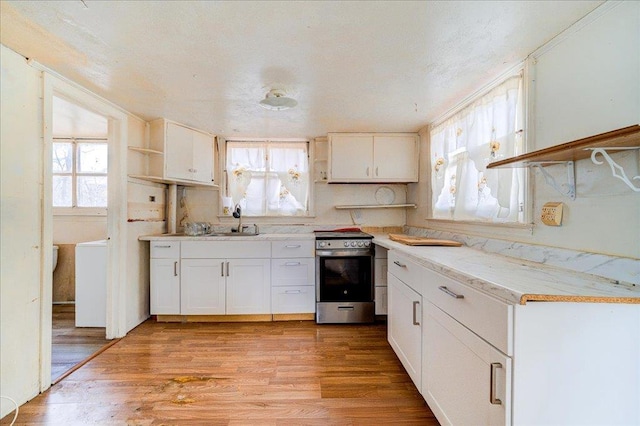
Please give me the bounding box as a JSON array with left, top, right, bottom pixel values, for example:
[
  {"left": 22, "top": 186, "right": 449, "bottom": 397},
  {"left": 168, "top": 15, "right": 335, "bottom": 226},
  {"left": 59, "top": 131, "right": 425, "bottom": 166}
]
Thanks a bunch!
[{"left": 1, "top": 1, "right": 603, "bottom": 139}]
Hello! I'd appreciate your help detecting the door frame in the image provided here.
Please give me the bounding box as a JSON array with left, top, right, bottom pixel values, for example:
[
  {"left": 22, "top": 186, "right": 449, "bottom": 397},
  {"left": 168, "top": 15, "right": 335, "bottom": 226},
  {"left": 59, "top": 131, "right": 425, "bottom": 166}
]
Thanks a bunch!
[{"left": 40, "top": 70, "right": 128, "bottom": 391}]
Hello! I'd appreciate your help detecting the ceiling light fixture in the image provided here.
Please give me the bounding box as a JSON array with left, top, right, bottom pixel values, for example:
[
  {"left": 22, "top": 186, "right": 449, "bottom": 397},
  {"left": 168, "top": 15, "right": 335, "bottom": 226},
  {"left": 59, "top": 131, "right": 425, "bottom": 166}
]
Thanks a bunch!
[{"left": 259, "top": 89, "right": 297, "bottom": 111}]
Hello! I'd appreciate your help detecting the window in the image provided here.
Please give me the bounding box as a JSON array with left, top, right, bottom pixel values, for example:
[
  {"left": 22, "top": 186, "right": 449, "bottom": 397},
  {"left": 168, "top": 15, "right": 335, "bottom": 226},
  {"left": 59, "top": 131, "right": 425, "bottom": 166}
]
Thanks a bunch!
[
  {"left": 430, "top": 72, "right": 525, "bottom": 223},
  {"left": 52, "top": 138, "right": 108, "bottom": 210},
  {"left": 225, "top": 140, "right": 309, "bottom": 216}
]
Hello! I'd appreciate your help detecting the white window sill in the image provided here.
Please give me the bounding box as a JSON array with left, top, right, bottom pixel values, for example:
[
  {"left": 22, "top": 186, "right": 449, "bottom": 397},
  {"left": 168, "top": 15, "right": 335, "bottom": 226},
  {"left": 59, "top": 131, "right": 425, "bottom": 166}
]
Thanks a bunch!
[
  {"left": 53, "top": 208, "right": 107, "bottom": 217},
  {"left": 424, "top": 218, "right": 534, "bottom": 238}
]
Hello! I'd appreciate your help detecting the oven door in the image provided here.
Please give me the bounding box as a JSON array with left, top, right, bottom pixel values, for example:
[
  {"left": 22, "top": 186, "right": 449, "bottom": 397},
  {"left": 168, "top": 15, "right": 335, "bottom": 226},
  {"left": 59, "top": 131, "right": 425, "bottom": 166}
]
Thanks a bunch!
[{"left": 316, "top": 253, "right": 373, "bottom": 302}]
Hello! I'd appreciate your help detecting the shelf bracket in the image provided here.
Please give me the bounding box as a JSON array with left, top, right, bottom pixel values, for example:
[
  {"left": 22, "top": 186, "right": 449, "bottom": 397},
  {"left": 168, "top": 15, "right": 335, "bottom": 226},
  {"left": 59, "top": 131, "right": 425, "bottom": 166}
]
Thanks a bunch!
[
  {"left": 586, "top": 147, "right": 640, "bottom": 192},
  {"left": 528, "top": 161, "right": 576, "bottom": 200}
]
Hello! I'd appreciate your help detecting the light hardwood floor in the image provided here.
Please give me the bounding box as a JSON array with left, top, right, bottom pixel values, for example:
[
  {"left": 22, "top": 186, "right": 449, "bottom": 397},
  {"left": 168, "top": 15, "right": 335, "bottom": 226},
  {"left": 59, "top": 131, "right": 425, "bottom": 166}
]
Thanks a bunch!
[
  {"left": 51, "top": 304, "right": 111, "bottom": 383},
  {"left": 4, "top": 320, "right": 439, "bottom": 425}
]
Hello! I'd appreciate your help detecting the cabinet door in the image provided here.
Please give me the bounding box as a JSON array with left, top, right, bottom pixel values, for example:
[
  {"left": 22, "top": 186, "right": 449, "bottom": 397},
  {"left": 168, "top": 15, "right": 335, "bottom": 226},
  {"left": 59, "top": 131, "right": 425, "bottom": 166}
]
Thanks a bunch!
[
  {"left": 387, "top": 274, "right": 422, "bottom": 388},
  {"left": 329, "top": 134, "right": 373, "bottom": 181},
  {"left": 165, "top": 122, "right": 194, "bottom": 181},
  {"left": 191, "top": 130, "right": 214, "bottom": 184},
  {"left": 181, "top": 259, "right": 226, "bottom": 314},
  {"left": 423, "top": 301, "right": 511, "bottom": 426},
  {"left": 150, "top": 258, "right": 180, "bottom": 314},
  {"left": 226, "top": 259, "right": 271, "bottom": 314},
  {"left": 373, "top": 135, "right": 418, "bottom": 181}
]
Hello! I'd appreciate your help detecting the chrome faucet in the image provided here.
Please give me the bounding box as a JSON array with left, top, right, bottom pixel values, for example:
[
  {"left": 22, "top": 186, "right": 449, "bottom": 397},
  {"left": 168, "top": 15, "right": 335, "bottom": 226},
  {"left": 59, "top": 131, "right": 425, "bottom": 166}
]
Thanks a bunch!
[{"left": 232, "top": 204, "right": 242, "bottom": 232}]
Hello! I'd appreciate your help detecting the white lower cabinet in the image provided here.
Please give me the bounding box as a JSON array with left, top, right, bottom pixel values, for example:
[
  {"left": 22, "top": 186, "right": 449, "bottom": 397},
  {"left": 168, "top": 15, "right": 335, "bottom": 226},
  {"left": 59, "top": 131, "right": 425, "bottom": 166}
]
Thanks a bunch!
[
  {"left": 180, "top": 259, "right": 225, "bottom": 314},
  {"left": 423, "top": 301, "right": 511, "bottom": 426},
  {"left": 388, "top": 250, "right": 424, "bottom": 389},
  {"left": 225, "top": 259, "right": 271, "bottom": 314},
  {"left": 374, "top": 245, "right": 388, "bottom": 315},
  {"left": 150, "top": 258, "right": 181, "bottom": 314}
]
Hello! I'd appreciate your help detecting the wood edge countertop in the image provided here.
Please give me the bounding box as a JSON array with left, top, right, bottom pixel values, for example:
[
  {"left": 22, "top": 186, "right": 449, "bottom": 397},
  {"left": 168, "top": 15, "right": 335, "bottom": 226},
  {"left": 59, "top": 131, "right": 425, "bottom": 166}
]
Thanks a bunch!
[
  {"left": 372, "top": 234, "right": 639, "bottom": 306},
  {"left": 520, "top": 294, "right": 640, "bottom": 305}
]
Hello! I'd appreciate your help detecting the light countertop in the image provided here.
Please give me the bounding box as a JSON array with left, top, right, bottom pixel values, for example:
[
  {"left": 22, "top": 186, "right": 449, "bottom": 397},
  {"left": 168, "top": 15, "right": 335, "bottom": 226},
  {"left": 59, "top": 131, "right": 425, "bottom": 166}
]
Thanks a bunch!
[
  {"left": 372, "top": 234, "right": 640, "bottom": 305},
  {"left": 139, "top": 233, "right": 315, "bottom": 242}
]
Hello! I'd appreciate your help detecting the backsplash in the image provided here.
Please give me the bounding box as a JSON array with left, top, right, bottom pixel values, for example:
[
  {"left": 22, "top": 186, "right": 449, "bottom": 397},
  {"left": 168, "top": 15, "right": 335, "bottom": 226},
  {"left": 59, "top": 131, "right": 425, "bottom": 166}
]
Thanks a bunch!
[{"left": 405, "top": 226, "right": 640, "bottom": 286}]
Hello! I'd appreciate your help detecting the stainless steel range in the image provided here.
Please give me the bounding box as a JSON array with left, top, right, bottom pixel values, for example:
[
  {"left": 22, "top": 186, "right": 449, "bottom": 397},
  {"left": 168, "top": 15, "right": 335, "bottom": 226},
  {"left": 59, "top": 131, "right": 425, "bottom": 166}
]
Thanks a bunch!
[{"left": 315, "top": 231, "right": 375, "bottom": 323}]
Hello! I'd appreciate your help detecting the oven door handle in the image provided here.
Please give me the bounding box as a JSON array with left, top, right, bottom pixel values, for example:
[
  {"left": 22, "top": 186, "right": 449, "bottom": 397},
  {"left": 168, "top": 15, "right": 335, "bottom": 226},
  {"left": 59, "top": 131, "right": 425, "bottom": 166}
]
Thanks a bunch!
[{"left": 316, "top": 250, "right": 373, "bottom": 257}]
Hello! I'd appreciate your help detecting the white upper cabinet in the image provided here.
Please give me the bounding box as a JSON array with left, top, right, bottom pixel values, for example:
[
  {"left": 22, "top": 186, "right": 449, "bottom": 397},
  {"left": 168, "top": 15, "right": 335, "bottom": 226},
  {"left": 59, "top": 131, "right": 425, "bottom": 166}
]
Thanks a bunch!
[
  {"left": 327, "top": 133, "right": 418, "bottom": 182},
  {"left": 148, "top": 118, "right": 215, "bottom": 186}
]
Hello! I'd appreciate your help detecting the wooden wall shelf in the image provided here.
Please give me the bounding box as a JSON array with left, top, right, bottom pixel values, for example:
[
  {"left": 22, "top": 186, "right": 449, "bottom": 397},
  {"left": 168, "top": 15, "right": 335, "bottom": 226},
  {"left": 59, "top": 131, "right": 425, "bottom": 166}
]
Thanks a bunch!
[{"left": 486, "top": 125, "right": 640, "bottom": 169}]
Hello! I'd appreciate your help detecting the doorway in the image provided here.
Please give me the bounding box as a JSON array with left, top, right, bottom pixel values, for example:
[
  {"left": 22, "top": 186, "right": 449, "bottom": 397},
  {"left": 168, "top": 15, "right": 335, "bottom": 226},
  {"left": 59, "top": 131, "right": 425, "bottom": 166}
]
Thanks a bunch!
[{"left": 40, "top": 72, "right": 128, "bottom": 392}]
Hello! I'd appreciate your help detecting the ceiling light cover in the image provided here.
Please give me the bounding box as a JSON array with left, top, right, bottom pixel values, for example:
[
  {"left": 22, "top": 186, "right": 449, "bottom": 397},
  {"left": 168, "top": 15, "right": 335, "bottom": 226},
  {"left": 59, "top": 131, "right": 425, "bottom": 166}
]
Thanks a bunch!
[{"left": 259, "top": 89, "right": 297, "bottom": 111}]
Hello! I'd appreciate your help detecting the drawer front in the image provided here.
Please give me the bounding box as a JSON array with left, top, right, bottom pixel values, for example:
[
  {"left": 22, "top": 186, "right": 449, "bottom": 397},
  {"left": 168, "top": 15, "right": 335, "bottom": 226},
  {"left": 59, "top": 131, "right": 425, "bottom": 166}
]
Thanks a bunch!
[
  {"left": 271, "top": 240, "right": 315, "bottom": 258},
  {"left": 271, "top": 258, "right": 315, "bottom": 287},
  {"left": 181, "top": 240, "right": 271, "bottom": 258},
  {"left": 150, "top": 241, "right": 180, "bottom": 258},
  {"left": 271, "top": 285, "right": 315, "bottom": 314},
  {"left": 423, "top": 268, "right": 513, "bottom": 355},
  {"left": 388, "top": 251, "right": 423, "bottom": 293}
]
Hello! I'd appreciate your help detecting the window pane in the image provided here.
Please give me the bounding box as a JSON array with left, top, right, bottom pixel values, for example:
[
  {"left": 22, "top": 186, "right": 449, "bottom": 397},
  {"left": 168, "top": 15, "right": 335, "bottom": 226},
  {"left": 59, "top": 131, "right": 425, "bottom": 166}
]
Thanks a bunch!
[
  {"left": 52, "top": 143, "right": 73, "bottom": 172},
  {"left": 77, "top": 176, "right": 107, "bottom": 207},
  {"left": 77, "top": 143, "right": 108, "bottom": 173},
  {"left": 52, "top": 175, "right": 72, "bottom": 207}
]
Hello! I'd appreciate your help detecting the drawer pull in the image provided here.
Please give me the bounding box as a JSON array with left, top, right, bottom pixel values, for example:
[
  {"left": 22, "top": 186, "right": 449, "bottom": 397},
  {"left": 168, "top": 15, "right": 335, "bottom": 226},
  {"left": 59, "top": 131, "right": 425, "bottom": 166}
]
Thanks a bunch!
[
  {"left": 285, "top": 244, "right": 302, "bottom": 248},
  {"left": 220, "top": 262, "right": 224, "bottom": 277},
  {"left": 155, "top": 245, "right": 172, "bottom": 248},
  {"left": 226, "top": 261, "right": 230, "bottom": 277},
  {"left": 173, "top": 261, "right": 178, "bottom": 277},
  {"left": 284, "top": 262, "right": 301, "bottom": 266},
  {"left": 439, "top": 286, "right": 464, "bottom": 299},
  {"left": 338, "top": 306, "right": 355, "bottom": 311},
  {"left": 393, "top": 260, "right": 407, "bottom": 268},
  {"left": 284, "top": 290, "right": 302, "bottom": 294},
  {"left": 412, "top": 301, "right": 420, "bottom": 325},
  {"left": 490, "top": 362, "right": 503, "bottom": 405}
]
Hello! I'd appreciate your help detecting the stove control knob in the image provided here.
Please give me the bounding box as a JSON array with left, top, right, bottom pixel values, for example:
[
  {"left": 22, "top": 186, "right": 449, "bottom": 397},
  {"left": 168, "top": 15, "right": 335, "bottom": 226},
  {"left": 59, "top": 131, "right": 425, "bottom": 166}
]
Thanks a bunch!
[
  {"left": 350, "top": 241, "right": 357, "bottom": 247},
  {"left": 364, "top": 241, "right": 371, "bottom": 247},
  {"left": 343, "top": 242, "right": 349, "bottom": 247},
  {"left": 357, "top": 241, "right": 364, "bottom": 247},
  {"left": 319, "top": 242, "right": 326, "bottom": 248}
]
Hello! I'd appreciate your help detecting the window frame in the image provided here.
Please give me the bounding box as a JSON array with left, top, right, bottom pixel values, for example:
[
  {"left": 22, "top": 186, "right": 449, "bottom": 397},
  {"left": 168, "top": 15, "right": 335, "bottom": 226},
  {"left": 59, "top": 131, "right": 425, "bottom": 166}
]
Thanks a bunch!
[
  {"left": 221, "top": 138, "right": 312, "bottom": 218},
  {"left": 426, "top": 62, "right": 533, "bottom": 230},
  {"left": 52, "top": 136, "right": 108, "bottom": 216}
]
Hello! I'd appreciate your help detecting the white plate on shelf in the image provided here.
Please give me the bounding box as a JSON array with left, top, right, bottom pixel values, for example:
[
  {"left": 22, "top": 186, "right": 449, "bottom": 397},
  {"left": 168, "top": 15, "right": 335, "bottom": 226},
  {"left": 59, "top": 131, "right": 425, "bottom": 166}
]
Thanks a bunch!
[{"left": 375, "top": 186, "right": 395, "bottom": 205}]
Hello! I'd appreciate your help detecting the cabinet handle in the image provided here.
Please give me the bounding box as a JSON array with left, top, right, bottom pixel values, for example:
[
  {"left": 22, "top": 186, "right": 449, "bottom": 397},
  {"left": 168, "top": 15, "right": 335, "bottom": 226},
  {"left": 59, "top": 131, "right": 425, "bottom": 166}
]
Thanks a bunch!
[
  {"left": 285, "top": 290, "right": 301, "bottom": 294},
  {"left": 438, "top": 286, "right": 464, "bottom": 299},
  {"left": 393, "top": 260, "right": 407, "bottom": 268},
  {"left": 412, "top": 301, "right": 420, "bottom": 325},
  {"left": 173, "top": 261, "right": 178, "bottom": 277},
  {"left": 366, "top": 166, "right": 370, "bottom": 176},
  {"left": 375, "top": 166, "right": 379, "bottom": 176},
  {"left": 155, "top": 245, "right": 172, "bottom": 248},
  {"left": 226, "top": 261, "right": 230, "bottom": 277},
  {"left": 490, "top": 362, "right": 503, "bottom": 405},
  {"left": 285, "top": 244, "right": 302, "bottom": 248},
  {"left": 220, "top": 262, "right": 224, "bottom": 277},
  {"left": 284, "top": 262, "right": 301, "bottom": 266}
]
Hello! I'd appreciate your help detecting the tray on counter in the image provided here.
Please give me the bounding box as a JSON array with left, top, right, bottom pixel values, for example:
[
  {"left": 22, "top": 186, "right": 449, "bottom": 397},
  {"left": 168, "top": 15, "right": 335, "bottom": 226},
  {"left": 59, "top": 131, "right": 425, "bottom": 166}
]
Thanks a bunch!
[{"left": 388, "top": 233, "right": 463, "bottom": 247}]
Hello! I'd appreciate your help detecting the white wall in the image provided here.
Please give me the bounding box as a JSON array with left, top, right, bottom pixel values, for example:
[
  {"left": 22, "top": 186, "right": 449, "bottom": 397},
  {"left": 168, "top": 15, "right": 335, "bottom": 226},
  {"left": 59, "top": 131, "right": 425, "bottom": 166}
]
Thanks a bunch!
[
  {"left": 0, "top": 45, "right": 43, "bottom": 417},
  {"left": 408, "top": 2, "right": 640, "bottom": 260}
]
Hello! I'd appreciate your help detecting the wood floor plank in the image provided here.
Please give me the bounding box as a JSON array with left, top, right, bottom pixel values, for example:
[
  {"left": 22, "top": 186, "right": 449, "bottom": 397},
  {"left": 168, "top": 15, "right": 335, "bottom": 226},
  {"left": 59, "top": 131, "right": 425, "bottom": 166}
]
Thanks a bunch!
[{"left": 3, "top": 320, "right": 439, "bottom": 425}]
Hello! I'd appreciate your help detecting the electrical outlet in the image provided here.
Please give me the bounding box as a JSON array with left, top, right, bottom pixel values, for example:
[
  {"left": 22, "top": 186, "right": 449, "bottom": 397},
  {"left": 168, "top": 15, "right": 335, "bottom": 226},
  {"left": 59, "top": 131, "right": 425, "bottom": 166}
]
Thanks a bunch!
[{"left": 541, "top": 202, "right": 563, "bottom": 226}]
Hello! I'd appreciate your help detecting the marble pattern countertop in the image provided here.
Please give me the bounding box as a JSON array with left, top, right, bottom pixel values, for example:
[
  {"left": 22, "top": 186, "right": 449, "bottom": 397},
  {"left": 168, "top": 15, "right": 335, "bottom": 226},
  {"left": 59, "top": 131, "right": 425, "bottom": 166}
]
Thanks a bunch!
[
  {"left": 139, "top": 233, "right": 316, "bottom": 242},
  {"left": 372, "top": 234, "right": 640, "bottom": 305}
]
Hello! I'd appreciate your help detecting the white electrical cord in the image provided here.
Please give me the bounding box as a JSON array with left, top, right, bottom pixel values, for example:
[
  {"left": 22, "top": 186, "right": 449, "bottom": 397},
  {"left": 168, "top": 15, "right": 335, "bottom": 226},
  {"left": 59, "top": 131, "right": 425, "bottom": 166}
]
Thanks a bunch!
[{"left": 0, "top": 395, "right": 19, "bottom": 425}]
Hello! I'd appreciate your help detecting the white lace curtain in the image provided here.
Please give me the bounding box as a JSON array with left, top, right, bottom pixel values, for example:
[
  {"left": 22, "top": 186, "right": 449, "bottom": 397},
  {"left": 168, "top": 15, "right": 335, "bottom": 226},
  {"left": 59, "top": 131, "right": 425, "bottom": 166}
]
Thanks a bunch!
[
  {"left": 430, "top": 74, "right": 525, "bottom": 223},
  {"left": 226, "top": 141, "right": 309, "bottom": 216}
]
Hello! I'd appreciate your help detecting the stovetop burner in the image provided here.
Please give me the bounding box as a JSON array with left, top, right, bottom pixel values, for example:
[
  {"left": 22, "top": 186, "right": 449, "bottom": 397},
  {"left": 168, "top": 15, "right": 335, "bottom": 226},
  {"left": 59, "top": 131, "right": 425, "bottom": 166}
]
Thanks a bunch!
[{"left": 315, "top": 231, "right": 373, "bottom": 240}]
